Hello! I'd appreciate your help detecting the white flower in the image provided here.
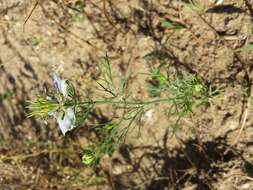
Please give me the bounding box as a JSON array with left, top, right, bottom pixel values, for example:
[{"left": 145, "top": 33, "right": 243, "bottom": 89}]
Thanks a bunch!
[
  {"left": 53, "top": 74, "right": 68, "bottom": 97},
  {"left": 56, "top": 107, "right": 76, "bottom": 135},
  {"left": 51, "top": 74, "right": 76, "bottom": 135}
]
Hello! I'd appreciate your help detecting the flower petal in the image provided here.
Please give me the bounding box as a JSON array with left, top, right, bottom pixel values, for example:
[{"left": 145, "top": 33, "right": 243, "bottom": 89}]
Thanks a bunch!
[
  {"left": 216, "top": 0, "right": 223, "bottom": 5},
  {"left": 65, "top": 107, "right": 76, "bottom": 123},
  {"left": 53, "top": 74, "right": 68, "bottom": 97},
  {"left": 56, "top": 107, "right": 76, "bottom": 135}
]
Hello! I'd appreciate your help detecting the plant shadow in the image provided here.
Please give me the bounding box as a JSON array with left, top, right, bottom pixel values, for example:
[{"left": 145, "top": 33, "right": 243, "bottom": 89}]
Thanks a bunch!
[
  {"left": 206, "top": 5, "right": 244, "bottom": 14},
  {"left": 112, "top": 129, "right": 252, "bottom": 190}
]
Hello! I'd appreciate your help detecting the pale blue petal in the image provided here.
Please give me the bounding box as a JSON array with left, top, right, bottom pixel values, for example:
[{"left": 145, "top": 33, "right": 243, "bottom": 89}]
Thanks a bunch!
[
  {"left": 57, "top": 107, "right": 76, "bottom": 135},
  {"left": 65, "top": 107, "right": 75, "bottom": 123},
  {"left": 57, "top": 116, "right": 71, "bottom": 135},
  {"left": 53, "top": 74, "right": 68, "bottom": 97}
]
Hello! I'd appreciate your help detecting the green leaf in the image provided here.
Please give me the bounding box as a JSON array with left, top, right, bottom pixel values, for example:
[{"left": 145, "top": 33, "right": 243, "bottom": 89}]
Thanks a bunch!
[
  {"left": 66, "top": 81, "right": 76, "bottom": 98},
  {"left": 188, "top": 0, "right": 204, "bottom": 13},
  {"left": 236, "top": 44, "right": 253, "bottom": 52},
  {"left": 160, "top": 19, "right": 184, "bottom": 30}
]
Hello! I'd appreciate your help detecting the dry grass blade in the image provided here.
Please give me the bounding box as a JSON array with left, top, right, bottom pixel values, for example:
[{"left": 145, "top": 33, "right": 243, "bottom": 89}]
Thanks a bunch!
[{"left": 23, "top": 0, "right": 40, "bottom": 31}]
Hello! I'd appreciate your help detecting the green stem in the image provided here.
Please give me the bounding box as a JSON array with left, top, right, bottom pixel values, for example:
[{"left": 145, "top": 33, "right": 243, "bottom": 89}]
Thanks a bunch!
[{"left": 78, "top": 98, "right": 172, "bottom": 106}]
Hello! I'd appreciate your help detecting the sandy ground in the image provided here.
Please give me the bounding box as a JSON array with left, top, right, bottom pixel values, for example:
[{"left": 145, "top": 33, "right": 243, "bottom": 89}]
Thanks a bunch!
[{"left": 1, "top": 0, "right": 253, "bottom": 189}]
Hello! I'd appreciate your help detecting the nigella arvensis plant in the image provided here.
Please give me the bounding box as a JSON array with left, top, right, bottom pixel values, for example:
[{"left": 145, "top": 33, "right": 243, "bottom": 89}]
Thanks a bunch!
[
  {"left": 28, "top": 56, "right": 209, "bottom": 166},
  {"left": 28, "top": 74, "right": 76, "bottom": 135}
]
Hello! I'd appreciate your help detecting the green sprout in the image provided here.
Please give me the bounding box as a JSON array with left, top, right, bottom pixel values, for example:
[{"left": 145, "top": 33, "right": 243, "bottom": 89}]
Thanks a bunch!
[
  {"left": 160, "top": 19, "right": 185, "bottom": 30},
  {"left": 70, "top": 0, "right": 86, "bottom": 22},
  {"left": 236, "top": 44, "right": 253, "bottom": 52},
  {"left": 188, "top": 0, "right": 204, "bottom": 13},
  {"left": 30, "top": 35, "right": 43, "bottom": 47},
  {"left": 72, "top": 14, "right": 86, "bottom": 22},
  {"left": 0, "top": 92, "right": 11, "bottom": 102}
]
